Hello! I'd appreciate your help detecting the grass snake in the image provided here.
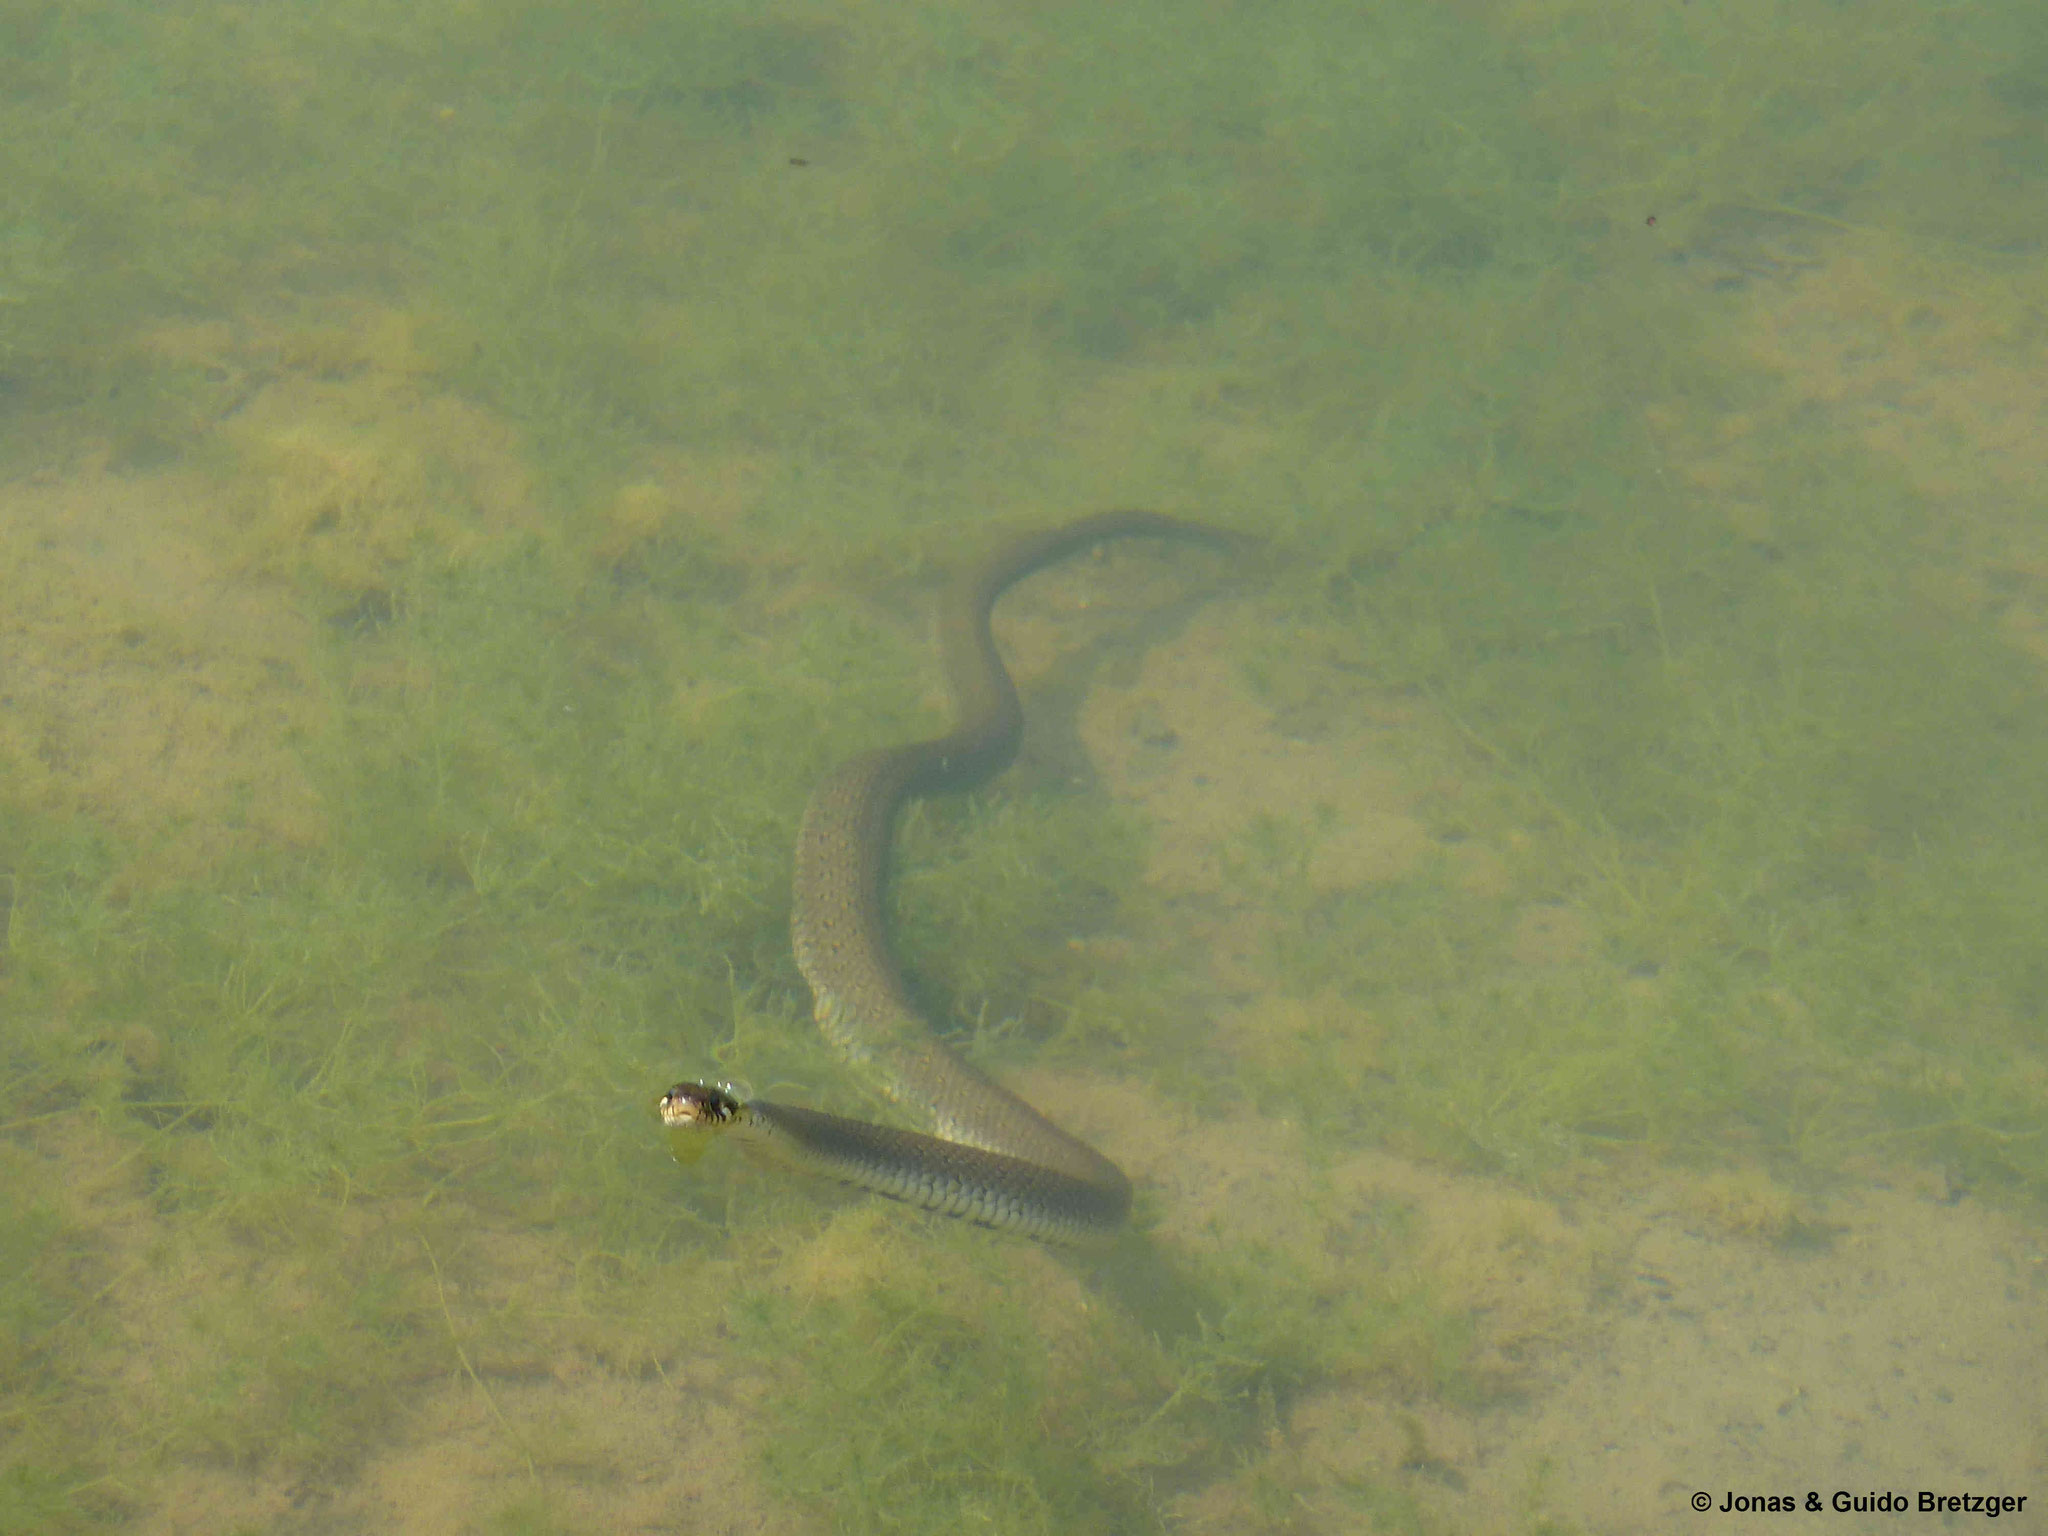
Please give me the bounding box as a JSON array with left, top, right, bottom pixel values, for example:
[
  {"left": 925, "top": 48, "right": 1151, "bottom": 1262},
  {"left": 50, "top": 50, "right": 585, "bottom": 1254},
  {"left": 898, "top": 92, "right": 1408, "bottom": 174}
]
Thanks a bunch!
[{"left": 659, "top": 510, "right": 1230, "bottom": 1245}]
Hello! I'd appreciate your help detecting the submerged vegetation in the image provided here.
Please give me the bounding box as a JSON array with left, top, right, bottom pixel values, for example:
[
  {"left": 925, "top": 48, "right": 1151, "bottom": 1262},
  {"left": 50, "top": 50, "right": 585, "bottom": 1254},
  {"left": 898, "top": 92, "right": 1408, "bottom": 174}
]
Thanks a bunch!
[{"left": 3, "top": 0, "right": 2045, "bottom": 1531}]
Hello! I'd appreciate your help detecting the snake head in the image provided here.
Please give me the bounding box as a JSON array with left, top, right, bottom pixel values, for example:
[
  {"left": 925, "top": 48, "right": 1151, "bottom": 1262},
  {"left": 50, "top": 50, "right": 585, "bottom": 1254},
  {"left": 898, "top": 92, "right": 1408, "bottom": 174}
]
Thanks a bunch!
[
  {"left": 657, "top": 1081, "right": 744, "bottom": 1166},
  {"left": 658, "top": 1081, "right": 741, "bottom": 1128}
]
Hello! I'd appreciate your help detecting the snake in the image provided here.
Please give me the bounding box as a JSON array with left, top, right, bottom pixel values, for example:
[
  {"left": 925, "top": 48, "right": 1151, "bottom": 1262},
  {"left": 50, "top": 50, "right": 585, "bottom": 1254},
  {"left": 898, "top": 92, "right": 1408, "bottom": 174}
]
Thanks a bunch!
[{"left": 659, "top": 510, "right": 1230, "bottom": 1245}]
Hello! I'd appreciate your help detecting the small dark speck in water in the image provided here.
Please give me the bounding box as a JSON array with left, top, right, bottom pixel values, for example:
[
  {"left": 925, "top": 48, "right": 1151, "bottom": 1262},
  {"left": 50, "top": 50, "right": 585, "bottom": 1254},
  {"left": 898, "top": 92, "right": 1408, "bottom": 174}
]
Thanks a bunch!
[{"left": 329, "top": 588, "right": 397, "bottom": 636}]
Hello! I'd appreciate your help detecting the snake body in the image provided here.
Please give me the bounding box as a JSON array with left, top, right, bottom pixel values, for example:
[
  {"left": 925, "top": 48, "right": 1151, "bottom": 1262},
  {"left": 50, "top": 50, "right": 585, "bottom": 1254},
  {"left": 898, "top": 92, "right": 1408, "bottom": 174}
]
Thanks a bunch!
[{"left": 661, "top": 510, "right": 1227, "bottom": 1244}]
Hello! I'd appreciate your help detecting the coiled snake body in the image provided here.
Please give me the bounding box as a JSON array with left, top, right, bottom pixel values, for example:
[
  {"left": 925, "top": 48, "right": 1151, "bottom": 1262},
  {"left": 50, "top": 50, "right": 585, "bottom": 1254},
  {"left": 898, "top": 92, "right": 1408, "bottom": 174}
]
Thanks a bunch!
[{"left": 660, "top": 511, "right": 1228, "bottom": 1244}]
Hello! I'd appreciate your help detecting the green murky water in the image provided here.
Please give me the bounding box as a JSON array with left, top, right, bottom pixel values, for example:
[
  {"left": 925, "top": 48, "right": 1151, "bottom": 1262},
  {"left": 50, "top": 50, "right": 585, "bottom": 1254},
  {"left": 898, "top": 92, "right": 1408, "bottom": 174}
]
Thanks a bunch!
[{"left": 3, "top": 2, "right": 2044, "bottom": 1530}]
